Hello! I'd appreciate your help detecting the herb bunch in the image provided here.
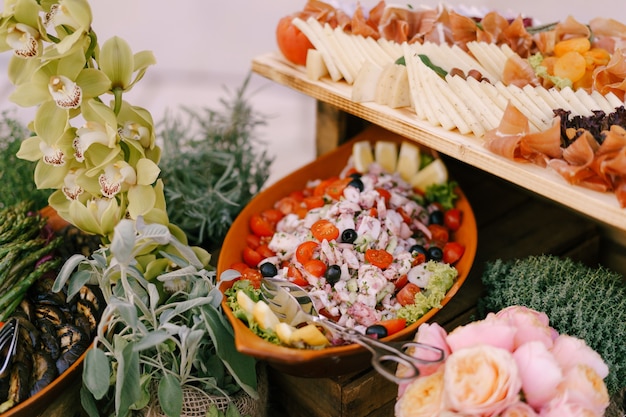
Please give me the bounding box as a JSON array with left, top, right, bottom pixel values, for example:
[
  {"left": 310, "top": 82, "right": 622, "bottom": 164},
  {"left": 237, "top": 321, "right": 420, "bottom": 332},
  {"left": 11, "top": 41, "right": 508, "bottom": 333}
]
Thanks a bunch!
[
  {"left": 478, "top": 255, "right": 626, "bottom": 396},
  {"left": 0, "top": 112, "right": 50, "bottom": 210},
  {"left": 158, "top": 75, "right": 273, "bottom": 250}
]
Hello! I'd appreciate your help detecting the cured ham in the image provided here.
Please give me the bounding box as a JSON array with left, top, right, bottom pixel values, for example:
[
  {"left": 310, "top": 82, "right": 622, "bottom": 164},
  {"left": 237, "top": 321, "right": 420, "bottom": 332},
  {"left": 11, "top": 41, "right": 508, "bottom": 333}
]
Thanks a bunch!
[{"left": 488, "top": 103, "right": 626, "bottom": 206}]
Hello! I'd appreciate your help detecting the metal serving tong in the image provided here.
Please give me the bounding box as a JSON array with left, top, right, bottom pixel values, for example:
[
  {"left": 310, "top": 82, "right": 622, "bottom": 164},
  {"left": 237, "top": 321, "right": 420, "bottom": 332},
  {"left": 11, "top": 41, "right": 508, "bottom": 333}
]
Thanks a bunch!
[
  {"left": 260, "top": 277, "right": 444, "bottom": 383},
  {"left": 0, "top": 317, "right": 19, "bottom": 378}
]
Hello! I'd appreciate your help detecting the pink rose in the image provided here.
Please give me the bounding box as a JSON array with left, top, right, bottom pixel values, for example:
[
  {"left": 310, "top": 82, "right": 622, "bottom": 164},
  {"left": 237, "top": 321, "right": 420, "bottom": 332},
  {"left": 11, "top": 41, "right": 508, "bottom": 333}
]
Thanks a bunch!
[
  {"left": 442, "top": 345, "right": 522, "bottom": 416},
  {"left": 446, "top": 314, "right": 517, "bottom": 352},
  {"left": 513, "top": 341, "right": 563, "bottom": 410},
  {"left": 395, "top": 368, "right": 445, "bottom": 417},
  {"left": 551, "top": 335, "right": 609, "bottom": 379},
  {"left": 556, "top": 364, "right": 610, "bottom": 415},
  {"left": 398, "top": 323, "right": 450, "bottom": 396},
  {"left": 495, "top": 306, "right": 556, "bottom": 349},
  {"left": 501, "top": 401, "right": 539, "bottom": 417}
]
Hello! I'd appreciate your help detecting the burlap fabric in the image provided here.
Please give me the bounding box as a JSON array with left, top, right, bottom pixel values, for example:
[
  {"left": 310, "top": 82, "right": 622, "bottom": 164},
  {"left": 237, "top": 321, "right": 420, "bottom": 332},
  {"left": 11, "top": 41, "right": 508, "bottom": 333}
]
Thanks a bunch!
[{"left": 143, "top": 364, "right": 268, "bottom": 417}]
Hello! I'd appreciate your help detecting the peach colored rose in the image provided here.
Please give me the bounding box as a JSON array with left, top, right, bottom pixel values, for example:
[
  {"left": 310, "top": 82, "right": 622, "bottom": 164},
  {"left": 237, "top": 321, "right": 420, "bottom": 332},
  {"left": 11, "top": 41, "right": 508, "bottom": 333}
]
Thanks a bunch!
[
  {"left": 539, "top": 396, "right": 598, "bottom": 417},
  {"left": 446, "top": 314, "right": 517, "bottom": 352},
  {"left": 551, "top": 335, "right": 609, "bottom": 379},
  {"left": 442, "top": 345, "right": 522, "bottom": 416},
  {"left": 501, "top": 401, "right": 539, "bottom": 416},
  {"left": 513, "top": 341, "right": 563, "bottom": 410},
  {"left": 395, "top": 368, "right": 445, "bottom": 417},
  {"left": 556, "top": 364, "right": 610, "bottom": 415},
  {"left": 495, "top": 306, "right": 556, "bottom": 349}
]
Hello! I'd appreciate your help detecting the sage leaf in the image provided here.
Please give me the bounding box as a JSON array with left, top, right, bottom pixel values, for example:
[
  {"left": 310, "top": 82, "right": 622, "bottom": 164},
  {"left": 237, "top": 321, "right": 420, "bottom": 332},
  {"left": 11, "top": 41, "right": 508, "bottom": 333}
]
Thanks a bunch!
[
  {"left": 83, "top": 348, "right": 110, "bottom": 399},
  {"left": 200, "top": 306, "right": 258, "bottom": 398},
  {"left": 158, "top": 374, "right": 183, "bottom": 417},
  {"left": 115, "top": 341, "right": 142, "bottom": 417}
]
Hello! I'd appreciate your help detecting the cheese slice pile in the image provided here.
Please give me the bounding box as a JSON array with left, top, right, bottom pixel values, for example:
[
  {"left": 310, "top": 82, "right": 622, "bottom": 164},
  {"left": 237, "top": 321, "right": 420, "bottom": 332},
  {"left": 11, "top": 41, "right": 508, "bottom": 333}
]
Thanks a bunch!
[{"left": 292, "top": 17, "right": 625, "bottom": 138}]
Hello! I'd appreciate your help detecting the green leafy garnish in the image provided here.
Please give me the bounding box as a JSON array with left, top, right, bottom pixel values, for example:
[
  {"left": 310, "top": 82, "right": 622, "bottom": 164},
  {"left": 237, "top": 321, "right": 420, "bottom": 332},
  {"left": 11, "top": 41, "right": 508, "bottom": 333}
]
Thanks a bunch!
[
  {"left": 397, "top": 261, "right": 457, "bottom": 324},
  {"left": 418, "top": 54, "right": 448, "bottom": 78},
  {"left": 425, "top": 181, "right": 459, "bottom": 210}
]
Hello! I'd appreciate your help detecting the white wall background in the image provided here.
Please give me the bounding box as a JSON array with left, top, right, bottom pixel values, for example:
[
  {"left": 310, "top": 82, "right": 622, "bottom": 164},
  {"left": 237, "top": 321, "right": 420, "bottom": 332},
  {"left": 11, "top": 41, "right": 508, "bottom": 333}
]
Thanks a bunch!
[{"left": 1, "top": 1, "right": 625, "bottom": 184}]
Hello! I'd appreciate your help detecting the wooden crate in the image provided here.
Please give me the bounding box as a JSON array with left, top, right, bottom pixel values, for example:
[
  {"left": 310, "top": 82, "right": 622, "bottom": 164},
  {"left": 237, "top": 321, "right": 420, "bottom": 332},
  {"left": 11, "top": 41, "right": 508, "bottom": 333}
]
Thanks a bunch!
[{"left": 266, "top": 158, "right": 600, "bottom": 417}]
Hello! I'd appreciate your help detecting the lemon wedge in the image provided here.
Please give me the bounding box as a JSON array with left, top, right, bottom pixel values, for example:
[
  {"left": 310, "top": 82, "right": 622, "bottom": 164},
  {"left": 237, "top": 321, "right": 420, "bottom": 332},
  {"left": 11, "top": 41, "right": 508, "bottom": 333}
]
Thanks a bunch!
[
  {"left": 396, "top": 142, "right": 421, "bottom": 182},
  {"left": 252, "top": 300, "right": 280, "bottom": 331},
  {"left": 374, "top": 141, "right": 398, "bottom": 173},
  {"left": 236, "top": 290, "right": 256, "bottom": 315},
  {"left": 410, "top": 158, "right": 448, "bottom": 191},
  {"left": 275, "top": 322, "right": 296, "bottom": 345},
  {"left": 289, "top": 324, "right": 330, "bottom": 347},
  {"left": 352, "top": 141, "right": 374, "bottom": 173}
]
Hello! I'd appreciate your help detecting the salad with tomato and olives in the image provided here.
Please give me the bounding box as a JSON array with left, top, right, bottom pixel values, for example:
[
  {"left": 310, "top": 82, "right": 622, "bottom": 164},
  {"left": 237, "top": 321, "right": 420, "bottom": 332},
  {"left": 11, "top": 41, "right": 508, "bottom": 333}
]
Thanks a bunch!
[{"left": 226, "top": 145, "right": 465, "bottom": 347}]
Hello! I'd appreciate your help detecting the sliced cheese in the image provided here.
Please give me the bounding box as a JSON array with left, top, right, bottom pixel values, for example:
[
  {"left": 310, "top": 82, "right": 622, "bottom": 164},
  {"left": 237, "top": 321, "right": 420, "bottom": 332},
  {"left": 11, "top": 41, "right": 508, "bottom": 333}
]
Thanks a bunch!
[
  {"left": 292, "top": 17, "right": 342, "bottom": 81},
  {"left": 252, "top": 300, "right": 280, "bottom": 331},
  {"left": 388, "top": 64, "right": 412, "bottom": 109},
  {"left": 352, "top": 60, "right": 384, "bottom": 103},
  {"left": 306, "top": 49, "right": 329, "bottom": 81}
]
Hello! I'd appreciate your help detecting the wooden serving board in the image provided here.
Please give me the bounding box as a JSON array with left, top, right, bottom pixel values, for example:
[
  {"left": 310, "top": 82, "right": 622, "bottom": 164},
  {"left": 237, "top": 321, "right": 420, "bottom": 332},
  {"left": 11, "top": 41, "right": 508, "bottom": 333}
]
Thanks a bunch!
[{"left": 252, "top": 52, "right": 626, "bottom": 232}]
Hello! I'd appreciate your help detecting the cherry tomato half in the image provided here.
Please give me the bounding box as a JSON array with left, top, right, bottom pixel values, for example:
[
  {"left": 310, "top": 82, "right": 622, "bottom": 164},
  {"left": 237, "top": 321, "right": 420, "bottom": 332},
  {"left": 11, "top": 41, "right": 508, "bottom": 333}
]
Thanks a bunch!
[
  {"left": 377, "top": 318, "right": 407, "bottom": 336},
  {"left": 304, "top": 259, "right": 327, "bottom": 278},
  {"left": 365, "top": 248, "right": 394, "bottom": 269},
  {"left": 396, "top": 283, "right": 421, "bottom": 306},
  {"left": 287, "top": 263, "right": 309, "bottom": 287},
  {"left": 443, "top": 241, "right": 465, "bottom": 265},
  {"left": 296, "top": 241, "right": 319, "bottom": 264},
  {"left": 242, "top": 247, "right": 263, "bottom": 268},
  {"left": 249, "top": 213, "right": 275, "bottom": 237},
  {"left": 310, "top": 219, "right": 340, "bottom": 242},
  {"left": 444, "top": 208, "right": 462, "bottom": 232}
]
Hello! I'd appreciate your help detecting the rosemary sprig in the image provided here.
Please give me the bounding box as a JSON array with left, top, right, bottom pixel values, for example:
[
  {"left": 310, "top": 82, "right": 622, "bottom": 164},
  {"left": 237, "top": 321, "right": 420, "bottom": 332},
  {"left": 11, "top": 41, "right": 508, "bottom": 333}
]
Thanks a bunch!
[
  {"left": 157, "top": 74, "right": 274, "bottom": 250},
  {"left": 0, "top": 112, "right": 51, "bottom": 210}
]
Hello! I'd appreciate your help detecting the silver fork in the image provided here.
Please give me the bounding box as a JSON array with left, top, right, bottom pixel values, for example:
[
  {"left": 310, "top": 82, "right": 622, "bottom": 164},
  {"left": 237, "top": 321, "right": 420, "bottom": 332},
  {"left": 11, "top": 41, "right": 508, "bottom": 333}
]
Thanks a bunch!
[
  {"left": 0, "top": 317, "right": 19, "bottom": 378},
  {"left": 260, "top": 277, "right": 444, "bottom": 383}
]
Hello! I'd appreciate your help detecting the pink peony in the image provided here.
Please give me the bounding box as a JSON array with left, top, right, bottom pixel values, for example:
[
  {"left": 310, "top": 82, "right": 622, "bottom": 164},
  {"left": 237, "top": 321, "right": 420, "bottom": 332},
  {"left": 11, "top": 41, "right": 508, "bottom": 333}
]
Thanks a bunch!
[
  {"left": 501, "top": 401, "right": 540, "bottom": 417},
  {"left": 442, "top": 345, "right": 522, "bottom": 416},
  {"left": 551, "top": 335, "right": 609, "bottom": 379},
  {"left": 513, "top": 341, "right": 563, "bottom": 410},
  {"left": 495, "top": 305, "right": 557, "bottom": 349},
  {"left": 446, "top": 313, "right": 517, "bottom": 352}
]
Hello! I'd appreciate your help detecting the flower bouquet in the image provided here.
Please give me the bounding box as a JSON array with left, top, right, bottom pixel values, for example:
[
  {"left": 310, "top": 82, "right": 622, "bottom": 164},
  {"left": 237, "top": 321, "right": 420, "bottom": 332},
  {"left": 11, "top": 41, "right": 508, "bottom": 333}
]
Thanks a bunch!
[{"left": 395, "top": 306, "right": 610, "bottom": 417}]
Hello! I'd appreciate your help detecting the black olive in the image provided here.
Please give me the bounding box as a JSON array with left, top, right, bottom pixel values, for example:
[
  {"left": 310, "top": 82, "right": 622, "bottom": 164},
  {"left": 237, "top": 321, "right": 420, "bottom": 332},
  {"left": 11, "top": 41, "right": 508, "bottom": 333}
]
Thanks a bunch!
[
  {"left": 428, "top": 210, "right": 444, "bottom": 225},
  {"left": 409, "top": 244, "right": 428, "bottom": 259},
  {"left": 259, "top": 262, "right": 278, "bottom": 277},
  {"left": 341, "top": 228, "right": 358, "bottom": 244},
  {"left": 325, "top": 264, "right": 342, "bottom": 285},
  {"left": 365, "top": 324, "right": 388, "bottom": 339},
  {"left": 428, "top": 246, "right": 443, "bottom": 262},
  {"left": 348, "top": 178, "right": 364, "bottom": 192}
]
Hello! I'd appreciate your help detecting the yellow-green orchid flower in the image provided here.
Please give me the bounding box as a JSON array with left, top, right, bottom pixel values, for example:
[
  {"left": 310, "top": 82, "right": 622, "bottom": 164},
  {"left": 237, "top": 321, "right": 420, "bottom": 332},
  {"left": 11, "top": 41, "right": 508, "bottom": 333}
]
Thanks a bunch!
[
  {"left": 98, "top": 160, "right": 137, "bottom": 198},
  {"left": 17, "top": 100, "right": 77, "bottom": 189},
  {"left": 69, "top": 195, "right": 122, "bottom": 237},
  {"left": 9, "top": 47, "right": 110, "bottom": 109},
  {"left": 42, "top": 0, "right": 92, "bottom": 57},
  {"left": 61, "top": 167, "right": 86, "bottom": 200},
  {"left": 5, "top": 22, "right": 41, "bottom": 57}
]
